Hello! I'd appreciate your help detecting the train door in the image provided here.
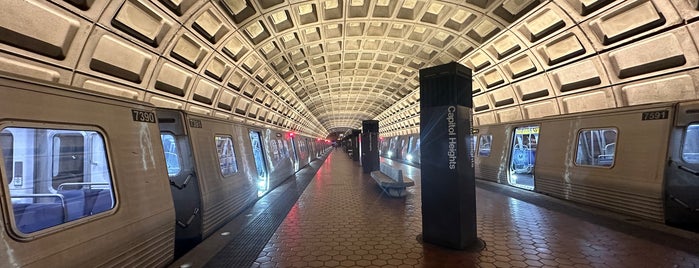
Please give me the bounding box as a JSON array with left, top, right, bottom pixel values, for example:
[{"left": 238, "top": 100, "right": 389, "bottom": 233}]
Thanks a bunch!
[
  {"left": 249, "top": 130, "right": 269, "bottom": 196},
  {"left": 156, "top": 110, "right": 202, "bottom": 257},
  {"left": 387, "top": 137, "right": 397, "bottom": 157},
  {"left": 406, "top": 136, "right": 414, "bottom": 162},
  {"left": 399, "top": 138, "right": 407, "bottom": 159},
  {"left": 665, "top": 103, "right": 699, "bottom": 230},
  {"left": 508, "top": 126, "right": 539, "bottom": 190},
  {"left": 289, "top": 136, "right": 299, "bottom": 164}
]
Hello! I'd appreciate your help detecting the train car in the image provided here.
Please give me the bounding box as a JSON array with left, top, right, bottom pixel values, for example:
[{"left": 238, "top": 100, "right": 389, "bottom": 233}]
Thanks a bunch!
[
  {"left": 379, "top": 134, "right": 421, "bottom": 165},
  {"left": 384, "top": 101, "right": 699, "bottom": 231},
  {"left": 156, "top": 109, "right": 318, "bottom": 256},
  {"left": 0, "top": 77, "right": 175, "bottom": 267},
  {"left": 0, "top": 76, "right": 330, "bottom": 267}
]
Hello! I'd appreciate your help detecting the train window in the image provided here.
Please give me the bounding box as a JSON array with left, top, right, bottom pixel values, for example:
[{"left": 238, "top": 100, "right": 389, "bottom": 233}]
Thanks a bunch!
[
  {"left": 289, "top": 138, "right": 299, "bottom": 162},
  {"left": 52, "top": 133, "right": 85, "bottom": 189},
  {"left": 279, "top": 139, "right": 288, "bottom": 157},
  {"left": 575, "top": 128, "right": 618, "bottom": 167},
  {"left": 1, "top": 132, "right": 13, "bottom": 180},
  {"left": 1, "top": 127, "right": 115, "bottom": 234},
  {"left": 682, "top": 124, "right": 699, "bottom": 163},
  {"left": 283, "top": 140, "right": 291, "bottom": 159},
  {"left": 478, "top": 134, "right": 492, "bottom": 157},
  {"left": 270, "top": 139, "right": 280, "bottom": 159},
  {"left": 161, "top": 133, "right": 182, "bottom": 176},
  {"left": 215, "top": 135, "right": 238, "bottom": 176}
]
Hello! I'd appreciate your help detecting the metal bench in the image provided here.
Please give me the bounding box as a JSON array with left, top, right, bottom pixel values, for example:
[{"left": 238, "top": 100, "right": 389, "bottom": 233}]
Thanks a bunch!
[{"left": 370, "top": 163, "right": 415, "bottom": 197}]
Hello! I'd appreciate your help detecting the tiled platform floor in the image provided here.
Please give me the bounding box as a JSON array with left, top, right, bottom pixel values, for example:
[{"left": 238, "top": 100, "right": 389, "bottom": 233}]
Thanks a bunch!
[{"left": 175, "top": 150, "right": 699, "bottom": 267}]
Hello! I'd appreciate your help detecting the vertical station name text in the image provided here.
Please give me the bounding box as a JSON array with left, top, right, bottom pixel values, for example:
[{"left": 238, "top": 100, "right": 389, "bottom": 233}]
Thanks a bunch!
[{"left": 447, "top": 106, "right": 457, "bottom": 169}]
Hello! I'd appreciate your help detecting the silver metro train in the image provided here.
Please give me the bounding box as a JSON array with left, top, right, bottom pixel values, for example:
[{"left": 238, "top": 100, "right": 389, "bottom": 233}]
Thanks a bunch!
[
  {"left": 381, "top": 101, "right": 699, "bottom": 231},
  {"left": 0, "top": 76, "right": 329, "bottom": 267}
]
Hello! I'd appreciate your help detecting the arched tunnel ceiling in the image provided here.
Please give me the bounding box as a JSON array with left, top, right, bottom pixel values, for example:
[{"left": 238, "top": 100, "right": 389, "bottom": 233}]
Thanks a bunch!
[
  {"left": 0, "top": 0, "right": 698, "bottom": 137},
  {"left": 226, "top": 0, "right": 522, "bottom": 133}
]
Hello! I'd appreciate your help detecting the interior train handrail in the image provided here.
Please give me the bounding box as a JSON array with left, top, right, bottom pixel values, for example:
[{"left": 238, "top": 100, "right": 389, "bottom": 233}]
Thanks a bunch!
[
  {"left": 10, "top": 194, "right": 68, "bottom": 221},
  {"left": 57, "top": 182, "right": 109, "bottom": 190}
]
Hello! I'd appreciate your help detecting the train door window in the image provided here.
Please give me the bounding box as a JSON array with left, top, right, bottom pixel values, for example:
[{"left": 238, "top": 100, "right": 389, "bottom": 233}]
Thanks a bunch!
[
  {"left": 270, "top": 139, "right": 280, "bottom": 160},
  {"left": 52, "top": 133, "right": 85, "bottom": 189},
  {"left": 1, "top": 132, "right": 13, "bottom": 180},
  {"left": 1, "top": 127, "right": 115, "bottom": 234},
  {"left": 415, "top": 138, "right": 421, "bottom": 160},
  {"left": 682, "top": 124, "right": 699, "bottom": 163},
  {"left": 470, "top": 136, "right": 477, "bottom": 158},
  {"left": 387, "top": 137, "right": 396, "bottom": 157},
  {"left": 88, "top": 133, "right": 111, "bottom": 188},
  {"left": 290, "top": 137, "right": 299, "bottom": 162},
  {"left": 379, "top": 137, "right": 386, "bottom": 154},
  {"left": 478, "top": 134, "right": 493, "bottom": 157},
  {"left": 282, "top": 140, "right": 291, "bottom": 158},
  {"left": 405, "top": 137, "right": 415, "bottom": 161},
  {"left": 161, "top": 133, "right": 181, "bottom": 176},
  {"left": 575, "top": 128, "right": 618, "bottom": 167},
  {"left": 508, "top": 126, "right": 539, "bottom": 190},
  {"left": 249, "top": 131, "right": 268, "bottom": 195},
  {"left": 280, "top": 139, "right": 289, "bottom": 158},
  {"left": 215, "top": 135, "right": 238, "bottom": 176}
]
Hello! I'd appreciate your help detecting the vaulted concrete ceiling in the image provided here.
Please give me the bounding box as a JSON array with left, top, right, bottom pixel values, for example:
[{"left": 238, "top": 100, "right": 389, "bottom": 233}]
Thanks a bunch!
[{"left": 226, "top": 0, "right": 518, "bottom": 133}]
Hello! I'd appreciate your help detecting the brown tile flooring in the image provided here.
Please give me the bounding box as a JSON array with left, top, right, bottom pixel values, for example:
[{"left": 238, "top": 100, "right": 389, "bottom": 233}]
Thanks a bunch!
[{"left": 251, "top": 151, "right": 699, "bottom": 268}]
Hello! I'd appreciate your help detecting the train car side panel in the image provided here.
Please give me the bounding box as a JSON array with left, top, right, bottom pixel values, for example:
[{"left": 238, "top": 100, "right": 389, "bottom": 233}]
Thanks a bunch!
[
  {"left": 0, "top": 79, "right": 175, "bottom": 267},
  {"left": 263, "top": 130, "right": 295, "bottom": 191},
  {"left": 474, "top": 125, "right": 509, "bottom": 184},
  {"left": 535, "top": 106, "right": 672, "bottom": 221},
  {"left": 185, "top": 115, "right": 256, "bottom": 238}
]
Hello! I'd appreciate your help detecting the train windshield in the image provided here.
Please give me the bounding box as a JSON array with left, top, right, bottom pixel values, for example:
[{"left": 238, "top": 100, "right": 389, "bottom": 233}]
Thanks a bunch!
[{"left": 508, "top": 126, "right": 539, "bottom": 190}]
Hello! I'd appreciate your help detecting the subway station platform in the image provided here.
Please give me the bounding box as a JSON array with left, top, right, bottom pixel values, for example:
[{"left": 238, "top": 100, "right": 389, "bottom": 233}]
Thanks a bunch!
[{"left": 171, "top": 150, "right": 699, "bottom": 268}]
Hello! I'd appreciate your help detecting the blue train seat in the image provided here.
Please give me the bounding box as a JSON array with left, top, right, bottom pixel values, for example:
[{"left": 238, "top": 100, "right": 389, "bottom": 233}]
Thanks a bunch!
[
  {"left": 59, "top": 190, "right": 86, "bottom": 221},
  {"left": 11, "top": 203, "right": 31, "bottom": 227},
  {"left": 83, "top": 189, "right": 102, "bottom": 215},
  {"left": 17, "top": 203, "right": 65, "bottom": 233},
  {"left": 91, "top": 189, "right": 112, "bottom": 215}
]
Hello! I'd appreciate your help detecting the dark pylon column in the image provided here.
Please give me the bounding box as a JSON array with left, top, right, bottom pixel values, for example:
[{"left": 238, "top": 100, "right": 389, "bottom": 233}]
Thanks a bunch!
[
  {"left": 361, "top": 120, "right": 380, "bottom": 173},
  {"left": 351, "top": 129, "right": 361, "bottom": 161},
  {"left": 419, "top": 62, "right": 478, "bottom": 250}
]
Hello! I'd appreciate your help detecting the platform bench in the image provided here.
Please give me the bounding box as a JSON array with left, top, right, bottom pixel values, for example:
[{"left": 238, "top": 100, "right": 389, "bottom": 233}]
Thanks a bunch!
[{"left": 370, "top": 163, "right": 415, "bottom": 197}]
